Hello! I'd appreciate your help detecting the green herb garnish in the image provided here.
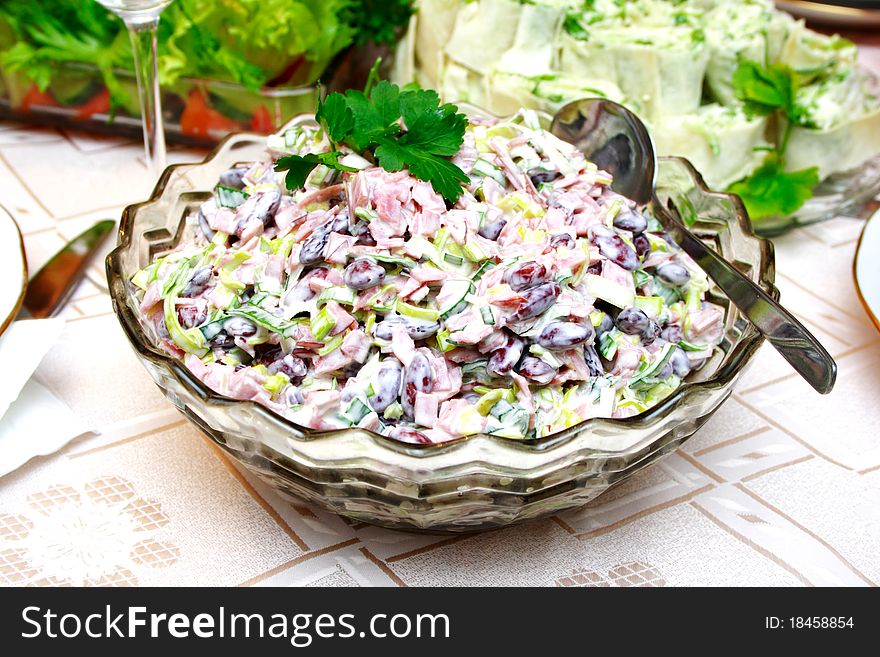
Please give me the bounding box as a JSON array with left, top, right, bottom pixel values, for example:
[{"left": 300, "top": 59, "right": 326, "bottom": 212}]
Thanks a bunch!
[
  {"left": 728, "top": 60, "right": 819, "bottom": 221},
  {"left": 276, "top": 72, "right": 470, "bottom": 202}
]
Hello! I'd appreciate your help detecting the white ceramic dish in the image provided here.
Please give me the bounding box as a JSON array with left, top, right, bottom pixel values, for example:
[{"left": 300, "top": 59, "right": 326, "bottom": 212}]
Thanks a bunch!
[
  {"left": 0, "top": 205, "right": 26, "bottom": 337},
  {"left": 854, "top": 207, "right": 880, "bottom": 333}
]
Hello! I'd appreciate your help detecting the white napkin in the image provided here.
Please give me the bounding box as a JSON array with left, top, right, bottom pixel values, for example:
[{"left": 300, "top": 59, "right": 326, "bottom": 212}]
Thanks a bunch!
[{"left": 0, "top": 319, "right": 91, "bottom": 476}]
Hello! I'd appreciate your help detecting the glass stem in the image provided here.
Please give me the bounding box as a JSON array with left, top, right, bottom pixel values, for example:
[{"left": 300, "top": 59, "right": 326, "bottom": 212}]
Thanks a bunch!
[{"left": 126, "top": 16, "right": 166, "bottom": 174}]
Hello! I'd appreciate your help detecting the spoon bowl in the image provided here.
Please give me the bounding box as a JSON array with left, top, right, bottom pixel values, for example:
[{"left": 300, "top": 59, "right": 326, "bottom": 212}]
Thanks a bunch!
[{"left": 551, "top": 98, "right": 837, "bottom": 394}]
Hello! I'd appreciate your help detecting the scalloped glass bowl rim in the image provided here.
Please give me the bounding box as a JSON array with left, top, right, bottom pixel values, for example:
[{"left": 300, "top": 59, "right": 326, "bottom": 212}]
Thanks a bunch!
[{"left": 107, "top": 117, "right": 775, "bottom": 458}]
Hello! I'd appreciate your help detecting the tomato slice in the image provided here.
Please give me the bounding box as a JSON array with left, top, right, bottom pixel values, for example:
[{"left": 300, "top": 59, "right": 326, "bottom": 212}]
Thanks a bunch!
[
  {"left": 20, "top": 85, "right": 58, "bottom": 112},
  {"left": 72, "top": 88, "right": 112, "bottom": 120},
  {"left": 180, "top": 89, "right": 242, "bottom": 138},
  {"left": 250, "top": 105, "right": 275, "bottom": 133}
]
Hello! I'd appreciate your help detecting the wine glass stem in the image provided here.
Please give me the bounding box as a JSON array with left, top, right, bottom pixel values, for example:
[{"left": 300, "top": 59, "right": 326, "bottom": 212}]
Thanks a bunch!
[{"left": 126, "top": 17, "right": 166, "bottom": 174}]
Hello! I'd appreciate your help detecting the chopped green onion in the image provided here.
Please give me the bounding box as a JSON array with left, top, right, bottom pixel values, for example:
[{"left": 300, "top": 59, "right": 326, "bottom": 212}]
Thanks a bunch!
[
  {"left": 310, "top": 306, "right": 336, "bottom": 341},
  {"left": 318, "top": 286, "right": 357, "bottom": 306},
  {"left": 228, "top": 305, "right": 298, "bottom": 336},
  {"left": 317, "top": 333, "right": 345, "bottom": 356},
  {"left": 383, "top": 401, "right": 404, "bottom": 420},
  {"left": 396, "top": 299, "right": 440, "bottom": 321},
  {"left": 354, "top": 207, "right": 379, "bottom": 223}
]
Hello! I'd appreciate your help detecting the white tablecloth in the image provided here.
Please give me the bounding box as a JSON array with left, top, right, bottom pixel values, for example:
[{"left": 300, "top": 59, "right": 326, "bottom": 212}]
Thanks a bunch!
[{"left": 1, "top": 86, "right": 879, "bottom": 588}]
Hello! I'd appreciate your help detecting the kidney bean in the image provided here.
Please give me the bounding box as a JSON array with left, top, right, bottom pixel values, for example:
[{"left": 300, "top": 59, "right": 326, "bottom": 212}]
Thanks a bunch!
[
  {"left": 268, "top": 354, "right": 308, "bottom": 382},
  {"left": 509, "top": 282, "right": 560, "bottom": 321},
  {"left": 391, "top": 427, "right": 432, "bottom": 444},
  {"left": 299, "top": 227, "right": 330, "bottom": 265},
  {"left": 656, "top": 263, "right": 691, "bottom": 288},
  {"left": 612, "top": 208, "right": 648, "bottom": 233},
  {"left": 177, "top": 305, "right": 207, "bottom": 329},
  {"left": 506, "top": 261, "right": 548, "bottom": 292},
  {"left": 478, "top": 217, "right": 506, "bottom": 241},
  {"left": 181, "top": 266, "right": 212, "bottom": 298},
  {"left": 487, "top": 335, "right": 525, "bottom": 377},
  {"left": 198, "top": 209, "right": 216, "bottom": 241},
  {"left": 549, "top": 233, "right": 576, "bottom": 250},
  {"left": 615, "top": 307, "right": 650, "bottom": 335},
  {"left": 236, "top": 189, "right": 281, "bottom": 234},
  {"left": 369, "top": 360, "right": 404, "bottom": 413},
  {"left": 402, "top": 353, "right": 434, "bottom": 417},
  {"left": 219, "top": 167, "right": 248, "bottom": 190},
  {"left": 344, "top": 258, "right": 386, "bottom": 290},
  {"left": 374, "top": 317, "right": 405, "bottom": 341},
  {"left": 518, "top": 357, "right": 556, "bottom": 384},
  {"left": 670, "top": 347, "right": 692, "bottom": 378},
  {"left": 223, "top": 317, "right": 258, "bottom": 337},
  {"left": 584, "top": 345, "right": 604, "bottom": 377},
  {"left": 592, "top": 232, "right": 639, "bottom": 271},
  {"left": 633, "top": 233, "right": 651, "bottom": 258},
  {"left": 537, "top": 321, "right": 595, "bottom": 351},
  {"left": 660, "top": 324, "right": 684, "bottom": 343}
]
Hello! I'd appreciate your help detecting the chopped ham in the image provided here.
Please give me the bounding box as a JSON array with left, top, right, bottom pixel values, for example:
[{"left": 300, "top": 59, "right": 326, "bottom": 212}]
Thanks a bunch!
[
  {"left": 391, "top": 324, "right": 416, "bottom": 367},
  {"left": 324, "top": 301, "right": 356, "bottom": 336},
  {"left": 325, "top": 233, "right": 358, "bottom": 264},
  {"left": 313, "top": 347, "right": 353, "bottom": 374},
  {"left": 414, "top": 392, "right": 440, "bottom": 426},
  {"left": 341, "top": 329, "right": 371, "bottom": 363}
]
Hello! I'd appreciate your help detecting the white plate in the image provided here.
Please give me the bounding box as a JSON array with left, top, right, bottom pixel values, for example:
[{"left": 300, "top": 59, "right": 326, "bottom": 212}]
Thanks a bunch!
[
  {"left": 854, "top": 207, "right": 880, "bottom": 334},
  {"left": 0, "top": 205, "right": 27, "bottom": 337},
  {"left": 776, "top": 1, "right": 880, "bottom": 28}
]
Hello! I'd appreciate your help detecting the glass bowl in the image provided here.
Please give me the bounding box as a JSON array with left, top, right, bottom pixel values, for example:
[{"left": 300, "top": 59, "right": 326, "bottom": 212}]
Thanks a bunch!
[{"left": 106, "top": 117, "right": 776, "bottom": 532}]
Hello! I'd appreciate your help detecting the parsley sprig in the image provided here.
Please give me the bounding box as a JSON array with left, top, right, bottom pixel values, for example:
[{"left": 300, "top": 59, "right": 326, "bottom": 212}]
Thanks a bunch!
[
  {"left": 274, "top": 71, "right": 469, "bottom": 202},
  {"left": 728, "top": 60, "right": 819, "bottom": 221}
]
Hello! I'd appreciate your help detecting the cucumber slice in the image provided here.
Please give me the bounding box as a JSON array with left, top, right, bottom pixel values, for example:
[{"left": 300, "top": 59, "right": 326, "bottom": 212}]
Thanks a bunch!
[
  {"left": 341, "top": 398, "right": 371, "bottom": 425},
  {"left": 678, "top": 340, "right": 709, "bottom": 352},
  {"left": 228, "top": 305, "right": 298, "bottom": 337},
  {"left": 630, "top": 343, "right": 677, "bottom": 385},
  {"left": 480, "top": 305, "right": 495, "bottom": 325},
  {"left": 597, "top": 331, "right": 618, "bottom": 360},
  {"left": 471, "top": 261, "right": 493, "bottom": 281},
  {"left": 215, "top": 185, "right": 249, "bottom": 209},
  {"left": 369, "top": 253, "right": 417, "bottom": 269},
  {"left": 437, "top": 279, "right": 474, "bottom": 319}
]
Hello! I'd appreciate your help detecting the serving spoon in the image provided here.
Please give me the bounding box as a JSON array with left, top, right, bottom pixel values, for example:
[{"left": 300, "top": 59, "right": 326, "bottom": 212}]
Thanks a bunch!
[{"left": 551, "top": 98, "right": 837, "bottom": 394}]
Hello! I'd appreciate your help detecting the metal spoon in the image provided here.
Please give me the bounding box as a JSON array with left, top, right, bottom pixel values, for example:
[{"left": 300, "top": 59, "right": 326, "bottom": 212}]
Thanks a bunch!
[{"left": 551, "top": 98, "right": 837, "bottom": 394}]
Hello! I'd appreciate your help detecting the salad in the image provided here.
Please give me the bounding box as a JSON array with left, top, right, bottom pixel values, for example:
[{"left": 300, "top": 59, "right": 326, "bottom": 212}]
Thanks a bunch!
[{"left": 131, "top": 92, "right": 724, "bottom": 444}]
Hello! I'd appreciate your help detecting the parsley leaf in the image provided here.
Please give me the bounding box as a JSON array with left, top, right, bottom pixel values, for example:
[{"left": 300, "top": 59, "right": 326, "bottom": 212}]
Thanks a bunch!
[
  {"left": 732, "top": 60, "right": 797, "bottom": 120},
  {"left": 374, "top": 137, "right": 470, "bottom": 202},
  {"left": 729, "top": 153, "right": 819, "bottom": 220},
  {"left": 316, "top": 93, "right": 354, "bottom": 145},
  {"left": 343, "top": 82, "right": 402, "bottom": 150},
  {"left": 281, "top": 70, "right": 469, "bottom": 201},
  {"left": 399, "top": 91, "right": 468, "bottom": 157},
  {"left": 274, "top": 152, "right": 356, "bottom": 191}
]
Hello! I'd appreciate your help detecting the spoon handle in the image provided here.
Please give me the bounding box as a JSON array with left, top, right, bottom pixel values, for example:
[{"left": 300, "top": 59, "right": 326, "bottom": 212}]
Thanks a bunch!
[{"left": 656, "top": 203, "right": 836, "bottom": 394}]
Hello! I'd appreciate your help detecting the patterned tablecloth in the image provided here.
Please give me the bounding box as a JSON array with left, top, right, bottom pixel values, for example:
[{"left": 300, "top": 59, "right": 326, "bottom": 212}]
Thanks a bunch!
[{"left": 2, "top": 49, "right": 879, "bottom": 588}]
